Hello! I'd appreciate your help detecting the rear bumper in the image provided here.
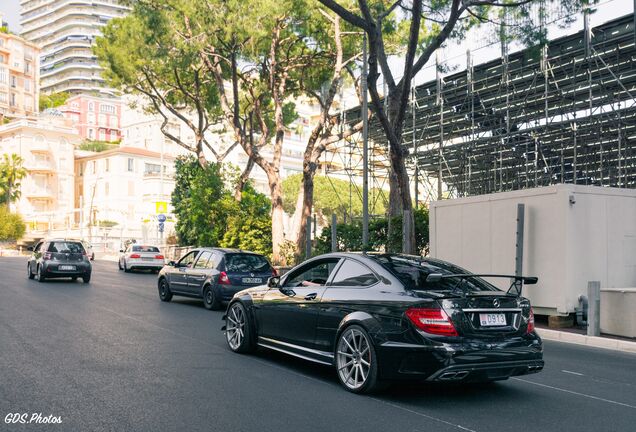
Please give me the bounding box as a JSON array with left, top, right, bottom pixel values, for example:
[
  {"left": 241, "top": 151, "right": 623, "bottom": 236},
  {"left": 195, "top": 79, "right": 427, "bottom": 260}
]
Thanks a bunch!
[
  {"left": 376, "top": 333, "right": 543, "bottom": 381},
  {"left": 219, "top": 285, "right": 249, "bottom": 301},
  {"left": 41, "top": 262, "right": 91, "bottom": 277},
  {"left": 127, "top": 260, "right": 164, "bottom": 270}
]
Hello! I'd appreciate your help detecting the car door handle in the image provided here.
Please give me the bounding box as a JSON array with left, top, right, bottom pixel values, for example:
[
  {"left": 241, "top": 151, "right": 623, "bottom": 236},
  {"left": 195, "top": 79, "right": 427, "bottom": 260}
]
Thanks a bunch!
[{"left": 304, "top": 293, "right": 318, "bottom": 301}]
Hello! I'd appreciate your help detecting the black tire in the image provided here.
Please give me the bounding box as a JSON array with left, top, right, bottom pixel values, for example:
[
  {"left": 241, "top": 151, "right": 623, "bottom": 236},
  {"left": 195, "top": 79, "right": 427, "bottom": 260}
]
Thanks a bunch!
[
  {"left": 27, "top": 263, "right": 35, "bottom": 280},
  {"left": 82, "top": 273, "right": 91, "bottom": 284},
  {"left": 124, "top": 261, "right": 131, "bottom": 273},
  {"left": 36, "top": 265, "right": 46, "bottom": 283},
  {"left": 335, "top": 325, "right": 384, "bottom": 394},
  {"left": 158, "top": 278, "right": 173, "bottom": 302},
  {"left": 225, "top": 302, "right": 256, "bottom": 353},
  {"left": 203, "top": 285, "right": 222, "bottom": 310}
]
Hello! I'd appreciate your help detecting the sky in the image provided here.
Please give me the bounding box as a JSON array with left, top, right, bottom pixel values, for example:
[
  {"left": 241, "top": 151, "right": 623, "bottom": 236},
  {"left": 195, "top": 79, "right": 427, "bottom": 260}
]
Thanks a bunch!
[{"left": 1, "top": 0, "right": 21, "bottom": 32}]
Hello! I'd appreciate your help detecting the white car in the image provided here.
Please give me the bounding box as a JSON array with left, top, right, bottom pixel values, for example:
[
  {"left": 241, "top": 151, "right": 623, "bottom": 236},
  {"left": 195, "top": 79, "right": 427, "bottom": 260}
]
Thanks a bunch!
[
  {"left": 118, "top": 244, "right": 165, "bottom": 273},
  {"left": 81, "top": 241, "right": 95, "bottom": 260}
]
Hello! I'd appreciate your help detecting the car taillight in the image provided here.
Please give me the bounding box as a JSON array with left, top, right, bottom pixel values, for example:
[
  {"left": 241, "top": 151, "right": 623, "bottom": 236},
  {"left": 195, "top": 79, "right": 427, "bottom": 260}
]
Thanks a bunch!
[
  {"left": 526, "top": 307, "right": 535, "bottom": 334},
  {"left": 155, "top": 255, "right": 164, "bottom": 260},
  {"left": 130, "top": 253, "right": 141, "bottom": 259},
  {"left": 406, "top": 307, "right": 458, "bottom": 336},
  {"left": 219, "top": 271, "right": 231, "bottom": 285},
  {"left": 272, "top": 268, "right": 278, "bottom": 277},
  {"left": 43, "top": 252, "right": 52, "bottom": 260}
]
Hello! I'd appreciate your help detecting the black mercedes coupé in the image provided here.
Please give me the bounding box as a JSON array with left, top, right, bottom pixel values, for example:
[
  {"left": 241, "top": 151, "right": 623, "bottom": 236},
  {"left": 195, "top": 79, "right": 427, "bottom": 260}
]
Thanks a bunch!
[{"left": 223, "top": 253, "right": 543, "bottom": 393}]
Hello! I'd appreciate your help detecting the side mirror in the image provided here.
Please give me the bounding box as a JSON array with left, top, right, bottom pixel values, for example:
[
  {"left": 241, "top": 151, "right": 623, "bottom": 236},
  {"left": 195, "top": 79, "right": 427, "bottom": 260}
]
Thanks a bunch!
[
  {"left": 267, "top": 276, "right": 280, "bottom": 288},
  {"left": 119, "top": 249, "right": 124, "bottom": 253},
  {"left": 168, "top": 260, "right": 176, "bottom": 267},
  {"left": 27, "top": 246, "right": 34, "bottom": 251},
  {"left": 426, "top": 273, "right": 443, "bottom": 283}
]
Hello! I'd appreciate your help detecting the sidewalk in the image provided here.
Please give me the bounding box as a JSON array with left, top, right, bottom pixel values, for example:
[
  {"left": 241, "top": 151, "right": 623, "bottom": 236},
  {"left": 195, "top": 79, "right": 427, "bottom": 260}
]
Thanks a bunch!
[{"left": 537, "top": 327, "right": 636, "bottom": 354}]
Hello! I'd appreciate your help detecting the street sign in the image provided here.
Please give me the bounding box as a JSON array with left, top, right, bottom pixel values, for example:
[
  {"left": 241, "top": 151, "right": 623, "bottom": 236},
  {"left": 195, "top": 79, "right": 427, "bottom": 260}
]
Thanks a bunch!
[
  {"left": 155, "top": 201, "right": 168, "bottom": 214},
  {"left": 158, "top": 222, "right": 165, "bottom": 233},
  {"left": 157, "top": 214, "right": 167, "bottom": 223}
]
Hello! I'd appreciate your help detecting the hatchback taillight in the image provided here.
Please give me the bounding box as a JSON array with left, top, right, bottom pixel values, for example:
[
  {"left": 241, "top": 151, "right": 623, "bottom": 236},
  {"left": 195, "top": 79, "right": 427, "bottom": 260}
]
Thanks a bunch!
[
  {"left": 130, "top": 253, "right": 141, "bottom": 259},
  {"left": 219, "top": 271, "right": 230, "bottom": 285},
  {"left": 406, "top": 307, "right": 458, "bottom": 336},
  {"left": 155, "top": 255, "right": 164, "bottom": 260},
  {"left": 526, "top": 307, "right": 535, "bottom": 334},
  {"left": 43, "top": 252, "right": 52, "bottom": 260}
]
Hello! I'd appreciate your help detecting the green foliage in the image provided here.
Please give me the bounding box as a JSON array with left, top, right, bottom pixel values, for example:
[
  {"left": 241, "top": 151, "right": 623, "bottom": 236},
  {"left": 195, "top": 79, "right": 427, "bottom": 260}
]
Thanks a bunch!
[
  {"left": 171, "top": 155, "right": 272, "bottom": 256},
  {"left": 97, "top": 220, "right": 118, "bottom": 228},
  {"left": 315, "top": 207, "right": 429, "bottom": 255},
  {"left": 0, "top": 208, "right": 26, "bottom": 241},
  {"left": 79, "top": 140, "right": 120, "bottom": 152},
  {"left": 39, "top": 92, "right": 70, "bottom": 111},
  {"left": 282, "top": 173, "right": 387, "bottom": 218},
  {"left": 0, "top": 154, "right": 28, "bottom": 207}
]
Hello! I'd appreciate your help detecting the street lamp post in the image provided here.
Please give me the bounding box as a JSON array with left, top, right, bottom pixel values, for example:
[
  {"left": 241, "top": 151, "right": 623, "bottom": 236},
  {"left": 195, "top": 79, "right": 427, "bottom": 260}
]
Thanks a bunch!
[{"left": 362, "top": 33, "right": 369, "bottom": 251}]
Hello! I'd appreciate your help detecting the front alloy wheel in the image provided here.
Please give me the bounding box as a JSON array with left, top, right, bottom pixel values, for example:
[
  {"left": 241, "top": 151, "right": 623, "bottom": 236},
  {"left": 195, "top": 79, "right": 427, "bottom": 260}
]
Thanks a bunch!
[
  {"left": 225, "top": 302, "right": 255, "bottom": 353},
  {"left": 336, "top": 325, "right": 381, "bottom": 393}
]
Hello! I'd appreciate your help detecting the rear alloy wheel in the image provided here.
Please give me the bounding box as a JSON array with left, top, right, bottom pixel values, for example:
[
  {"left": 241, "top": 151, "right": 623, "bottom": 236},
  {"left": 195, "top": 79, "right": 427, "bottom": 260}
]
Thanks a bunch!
[
  {"left": 158, "top": 278, "right": 172, "bottom": 302},
  {"left": 225, "top": 302, "right": 255, "bottom": 353},
  {"left": 203, "top": 285, "right": 222, "bottom": 310},
  {"left": 336, "top": 325, "right": 382, "bottom": 394},
  {"left": 27, "top": 263, "right": 35, "bottom": 280},
  {"left": 36, "top": 265, "right": 46, "bottom": 283}
]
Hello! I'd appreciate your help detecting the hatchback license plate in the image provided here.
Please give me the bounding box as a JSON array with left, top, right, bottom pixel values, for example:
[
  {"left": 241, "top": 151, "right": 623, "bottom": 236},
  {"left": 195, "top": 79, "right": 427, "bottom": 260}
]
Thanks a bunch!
[
  {"left": 479, "top": 313, "right": 506, "bottom": 326},
  {"left": 59, "top": 265, "right": 76, "bottom": 271},
  {"left": 242, "top": 277, "right": 262, "bottom": 284}
]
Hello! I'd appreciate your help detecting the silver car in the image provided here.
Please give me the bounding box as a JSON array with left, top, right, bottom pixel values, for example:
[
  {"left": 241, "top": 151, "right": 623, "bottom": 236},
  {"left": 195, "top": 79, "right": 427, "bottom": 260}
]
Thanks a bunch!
[{"left": 119, "top": 244, "right": 165, "bottom": 273}]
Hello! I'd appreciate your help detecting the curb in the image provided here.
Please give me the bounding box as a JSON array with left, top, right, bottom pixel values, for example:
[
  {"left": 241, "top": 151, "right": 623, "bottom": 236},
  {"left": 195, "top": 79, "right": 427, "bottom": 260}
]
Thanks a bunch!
[{"left": 537, "top": 328, "right": 636, "bottom": 354}]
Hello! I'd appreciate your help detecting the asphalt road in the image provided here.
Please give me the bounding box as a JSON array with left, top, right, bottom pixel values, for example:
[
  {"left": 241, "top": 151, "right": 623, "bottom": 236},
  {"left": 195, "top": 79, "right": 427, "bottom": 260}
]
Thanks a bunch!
[{"left": 1, "top": 257, "right": 635, "bottom": 432}]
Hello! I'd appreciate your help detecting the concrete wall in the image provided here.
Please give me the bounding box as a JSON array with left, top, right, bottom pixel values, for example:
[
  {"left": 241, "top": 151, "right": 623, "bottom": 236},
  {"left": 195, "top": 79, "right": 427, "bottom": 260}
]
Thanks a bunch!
[
  {"left": 601, "top": 288, "right": 636, "bottom": 338},
  {"left": 429, "top": 184, "right": 636, "bottom": 316}
]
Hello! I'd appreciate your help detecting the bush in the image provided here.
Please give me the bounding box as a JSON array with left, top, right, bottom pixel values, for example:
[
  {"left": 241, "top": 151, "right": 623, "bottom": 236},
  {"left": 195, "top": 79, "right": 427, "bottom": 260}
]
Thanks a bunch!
[{"left": 0, "top": 209, "right": 26, "bottom": 241}]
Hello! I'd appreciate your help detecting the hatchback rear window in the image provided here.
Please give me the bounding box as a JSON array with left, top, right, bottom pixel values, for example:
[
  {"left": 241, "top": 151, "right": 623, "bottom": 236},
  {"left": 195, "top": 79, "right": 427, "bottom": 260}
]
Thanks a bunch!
[
  {"left": 48, "top": 242, "right": 85, "bottom": 254},
  {"left": 225, "top": 254, "right": 270, "bottom": 273},
  {"left": 132, "top": 245, "right": 160, "bottom": 252}
]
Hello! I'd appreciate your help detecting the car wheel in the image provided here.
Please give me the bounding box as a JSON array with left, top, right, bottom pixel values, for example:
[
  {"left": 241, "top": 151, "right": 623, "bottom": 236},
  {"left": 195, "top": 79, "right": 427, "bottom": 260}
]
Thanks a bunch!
[
  {"left": 124, "top": 260, "right": 131, "bottom": 273},
  {"left": 203, "top": 285, "right": 222, "bottom": 311},
  {"left": 82, "top": 273, "right": 91, "bottom": 284},
  {"left": 27, "top": 263, "right": 35, "bottom": 280},
  {"left": 36, "top": 265, "right": 46, "bottom": 283},
  {"left": 158, "top": 278, "right": 173, "bottom": 302},
  {"left": 335, "top": 325, "right": 383, "bottom": 394},
  {"left": 225, "top": 302, "right": 256, "bottom": 353},
  {"left": 118, "top": 260, "right": 123, "bottom": 270}
]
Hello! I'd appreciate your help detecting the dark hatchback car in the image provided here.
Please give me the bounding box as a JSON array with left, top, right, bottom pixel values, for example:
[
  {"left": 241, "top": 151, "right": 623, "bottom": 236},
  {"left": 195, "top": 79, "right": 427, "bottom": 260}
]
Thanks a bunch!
[
  {"left": 223, "top": 253, "right": 543, "bottom": 394},
  {"left": 157, "top": 248, "right": 275, "bottom": 310},
  {"left": 27, "top": 239, "right": 92, "bottom": 283}
]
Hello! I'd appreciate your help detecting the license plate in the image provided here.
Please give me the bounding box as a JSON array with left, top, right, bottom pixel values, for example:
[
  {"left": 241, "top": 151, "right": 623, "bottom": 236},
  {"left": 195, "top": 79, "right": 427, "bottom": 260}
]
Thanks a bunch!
[
  {"left": 242, "top": 277, "right": 262, "bottom": 284},
  {"left": 59, "top": 265, "right": 76, "bottom": 271},
  {"left": 142, "top": 257, "right": 153, "bottom": 261},
  {"left": 479, "top": 313, "right": 506, "bottom": 326}
]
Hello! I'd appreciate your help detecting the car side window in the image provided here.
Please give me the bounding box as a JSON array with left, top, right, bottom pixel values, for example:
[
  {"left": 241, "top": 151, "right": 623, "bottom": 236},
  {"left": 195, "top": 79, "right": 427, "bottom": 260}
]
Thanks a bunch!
[
  {"left": 330, "top": 259, "right": 378, "bottom": 287},
  {"left": 177, "top": 251, "right": 198, "bottom": 268},
  {"left": 283, "top": 258, "right": 340, "bottom": 288},
  {"left": 207, "top": 252, "right": 221, "bottom": 269},
  {"left": 194, "top": 251, "right": 212, "bottom": 269}
]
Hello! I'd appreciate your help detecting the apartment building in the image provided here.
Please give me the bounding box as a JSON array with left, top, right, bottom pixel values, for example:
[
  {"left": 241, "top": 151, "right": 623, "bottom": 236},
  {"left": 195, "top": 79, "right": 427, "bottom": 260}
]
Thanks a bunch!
[
  {"left": 20, "top": 0, "right": 128, "bottom": 96},
  {"left": 60, "top": 94, "right": 122, "bottom": 141},
  {"left": 74, "top": 147, "right": 175, "bottom": 242},
  {"left": 0, "top": 115, "right": 80, "bottom": 230},
  {"left": 0, "top": 26, "right": 40, "bottom": 119}
]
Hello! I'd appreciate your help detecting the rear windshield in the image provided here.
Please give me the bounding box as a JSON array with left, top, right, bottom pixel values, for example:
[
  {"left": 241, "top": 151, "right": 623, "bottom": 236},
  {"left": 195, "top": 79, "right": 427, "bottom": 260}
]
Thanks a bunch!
[
  {"left": 371, "top": 255, "right": 499, "bottom": 293},
  {"left": 224, "top": 254, "right": 270, "bottom": 273},
  {"left": 48, "top": 242, "right": 85, "bottom": 254},
  {"left": 132, "top": 245, "right": 160, "bottom": 252}
]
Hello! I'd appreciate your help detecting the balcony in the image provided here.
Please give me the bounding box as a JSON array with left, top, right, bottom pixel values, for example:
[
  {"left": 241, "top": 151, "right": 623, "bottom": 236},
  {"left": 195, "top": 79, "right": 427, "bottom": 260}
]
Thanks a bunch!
[
  {"left": 25, "top": 186, "right": 54, "bottom": 200},
  {"left": 26, "top": 159, "right": 55, "bottom": 173},
  {"left": 30, "top": 140, "right": 52, "bottom": 153}
]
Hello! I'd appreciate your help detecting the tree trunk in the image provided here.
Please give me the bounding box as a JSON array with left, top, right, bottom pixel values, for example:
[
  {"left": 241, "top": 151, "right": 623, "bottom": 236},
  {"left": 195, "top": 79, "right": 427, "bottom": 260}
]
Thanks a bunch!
[
  {"left": 294, "top": 166, "right": 316, "bottom": 254},
  {"left": 234, "top": 157, "right": 255, "bottom": 201},
  {"left": 269, "top": 176, "right": 285, "bottom": 265}
]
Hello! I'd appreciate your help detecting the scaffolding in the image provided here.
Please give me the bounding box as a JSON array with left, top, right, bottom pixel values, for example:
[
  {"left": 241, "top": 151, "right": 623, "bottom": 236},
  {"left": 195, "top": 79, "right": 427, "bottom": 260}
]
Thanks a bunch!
[{"left": 338, "top": 12, "right": 636, "bottom": 202}]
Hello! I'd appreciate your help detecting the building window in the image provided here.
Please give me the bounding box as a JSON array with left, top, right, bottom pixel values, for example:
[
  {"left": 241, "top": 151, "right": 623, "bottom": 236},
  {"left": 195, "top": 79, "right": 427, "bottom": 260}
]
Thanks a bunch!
[
  {"left": 0, "top": 92, "right": 6, "bottom": 103},
  {"left": 144, "top": 163, "right": 161, "bottom": 175},
  {"left": 100, "top": 104, "right": 115, "bottom": 114},
  {"left": 0, "top": 68, "right": 7, "bottom": 84},
  {"left": 88, "top": 102, "right": 94, "bottom": 112},
  {"left": 98, "top": 114, "right": 106, "bottom": 125},
  {"left": 88, "top": 129, "right": 94, "bottom": 139},
  {"left": 10, "top": 76, "right": 16, "bottom": 88},
  {"left": 10, "top": 93, "right": 16, "bottom": 106},
  {"left": 24, "top": 79, "right": 31, "bottom": 92},
  {"left": 127, "top": 158, "right": 134, "bottom": 172},
  {"left": 25, "top": 62, "right": 31, "bottom": 74},
  {"left": 0, "top": 55, "right": 5, "bottom": 64},
  {"left": 99, "top": 130, "right": 106, "bottom": 141}
]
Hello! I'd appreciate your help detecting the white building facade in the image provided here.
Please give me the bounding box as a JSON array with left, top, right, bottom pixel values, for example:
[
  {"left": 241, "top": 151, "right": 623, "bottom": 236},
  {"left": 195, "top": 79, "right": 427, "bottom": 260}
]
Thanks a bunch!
[{"left": 20, "top": 0, "right": 128, "bottom": 95}]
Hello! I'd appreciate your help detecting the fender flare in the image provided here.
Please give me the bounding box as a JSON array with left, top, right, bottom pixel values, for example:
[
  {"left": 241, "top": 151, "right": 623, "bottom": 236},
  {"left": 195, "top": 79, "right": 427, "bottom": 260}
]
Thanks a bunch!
[{"left": 335, "top": 311, "right": 387, "bottom": 350}]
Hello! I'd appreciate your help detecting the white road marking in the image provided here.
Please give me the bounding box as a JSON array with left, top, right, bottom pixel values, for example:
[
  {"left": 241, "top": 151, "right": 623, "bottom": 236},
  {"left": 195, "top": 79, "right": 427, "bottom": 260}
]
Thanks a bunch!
[
  {"left": 513, "top": 378, "right": 636, "bottom": 409},
  {"left": 561, "top": 369, "right": 584, "bottom": 376}
]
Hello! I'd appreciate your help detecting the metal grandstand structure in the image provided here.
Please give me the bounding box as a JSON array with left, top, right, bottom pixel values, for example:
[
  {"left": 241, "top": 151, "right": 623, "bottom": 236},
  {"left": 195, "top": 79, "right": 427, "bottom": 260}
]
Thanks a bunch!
[{"left": 329, "top": 10, "right": 636, "bottom": 204}]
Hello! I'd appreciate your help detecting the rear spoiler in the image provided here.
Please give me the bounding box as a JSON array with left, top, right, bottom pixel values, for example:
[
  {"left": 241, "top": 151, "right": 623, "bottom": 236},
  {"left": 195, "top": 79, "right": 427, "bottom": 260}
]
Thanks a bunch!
[{"left": 425, "top": 273, "right": 538, "bottom": 295}]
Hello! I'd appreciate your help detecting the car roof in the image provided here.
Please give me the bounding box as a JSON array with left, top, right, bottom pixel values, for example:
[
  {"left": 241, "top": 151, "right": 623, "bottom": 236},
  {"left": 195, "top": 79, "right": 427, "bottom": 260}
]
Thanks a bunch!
[
  {"left": 42, "top": 238, "right": 83, "bottom": 243},
  {"left": 197, "top": 247, "right": 263, "bottom": 255}
]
